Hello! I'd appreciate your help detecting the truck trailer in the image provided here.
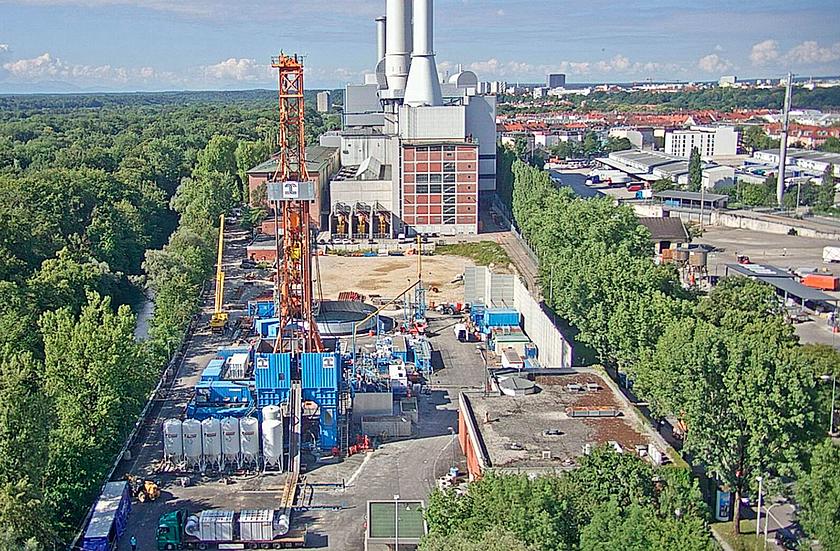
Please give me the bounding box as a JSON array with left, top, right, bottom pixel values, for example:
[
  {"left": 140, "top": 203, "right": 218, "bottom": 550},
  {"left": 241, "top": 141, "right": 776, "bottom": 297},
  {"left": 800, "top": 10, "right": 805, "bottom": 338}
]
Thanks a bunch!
[{"left": 156, "top": 509, "right": 305, "bottom": 550}]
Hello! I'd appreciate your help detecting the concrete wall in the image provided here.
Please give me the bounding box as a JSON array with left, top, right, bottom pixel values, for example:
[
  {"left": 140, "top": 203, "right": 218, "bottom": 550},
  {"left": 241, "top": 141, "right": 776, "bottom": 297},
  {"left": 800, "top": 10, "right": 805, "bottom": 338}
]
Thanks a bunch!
[
  {"left": 352, "top": 392, "right": 393, "bottom": 422},
  {"left": 331, "top": 179, "right": 394, "bottom": 212},
  {"left": 399, "top": 105, "right": 466, "bottom": 140},
  {"left": 465, "top": 94, "right": 497, "bottom": 191},
  {"left": 513, "top": 276, "right": 573, "bottom": 368},
  {"left": 341, "top": 134, "right": 395, "bottom": 167},
  {"left": 361, "top": 416, "right": 412, "bottom": 438}
]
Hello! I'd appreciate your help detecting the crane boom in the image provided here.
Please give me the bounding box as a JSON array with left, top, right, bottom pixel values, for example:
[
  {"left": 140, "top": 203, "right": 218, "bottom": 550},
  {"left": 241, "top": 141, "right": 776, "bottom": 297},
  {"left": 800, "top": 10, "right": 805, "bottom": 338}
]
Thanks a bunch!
[{"left": 210, "top": 214, "right": 228, "bottom": 333}]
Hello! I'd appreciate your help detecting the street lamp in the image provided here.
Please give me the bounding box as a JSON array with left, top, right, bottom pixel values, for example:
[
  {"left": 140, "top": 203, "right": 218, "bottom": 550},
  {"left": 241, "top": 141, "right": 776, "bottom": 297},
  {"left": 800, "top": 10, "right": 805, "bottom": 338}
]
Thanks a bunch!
[{"left": 819, "top": 374, "right": 837, "bottom": 436}]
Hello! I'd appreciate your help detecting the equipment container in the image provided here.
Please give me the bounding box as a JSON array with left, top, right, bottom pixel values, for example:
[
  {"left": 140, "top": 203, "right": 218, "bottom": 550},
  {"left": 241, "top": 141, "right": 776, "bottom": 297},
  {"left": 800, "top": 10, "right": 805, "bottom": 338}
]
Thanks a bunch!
[
  {"left": 198, "top": 510, "right": 235, "bottom": 542},
  {"left": 301, "top": 352, "right": 340, "bottom": 391},
  {"left": 254, "top": 353, "right": 292, "bottom": 391},
  {"left": 238, "top": 509, "right": 276, "bottom": 541},
  {"left": 803, "top": 274, "right": 839, "bottom": 291},
  {"left": 81, "top": 481, "right": 131, "bottom": 551},
  {"left": 200, "top": 359, "right": 225, "bottom": 382},
  {"left": 484, "top": 308, "right": 520, "bottom": 328}
]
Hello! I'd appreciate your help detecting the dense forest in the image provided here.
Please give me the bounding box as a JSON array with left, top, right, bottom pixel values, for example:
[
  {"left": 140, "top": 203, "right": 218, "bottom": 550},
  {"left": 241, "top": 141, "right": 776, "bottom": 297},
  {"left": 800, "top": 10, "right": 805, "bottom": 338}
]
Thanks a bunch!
[
  {"left": 0, "top": 90, "right": 339, "bottom": 547},
  {"left": 459, "top": 160, "right": 839, "bottom": 547},
  {"left": 498, "top": 85, "right": 840, "bottom": 114}
]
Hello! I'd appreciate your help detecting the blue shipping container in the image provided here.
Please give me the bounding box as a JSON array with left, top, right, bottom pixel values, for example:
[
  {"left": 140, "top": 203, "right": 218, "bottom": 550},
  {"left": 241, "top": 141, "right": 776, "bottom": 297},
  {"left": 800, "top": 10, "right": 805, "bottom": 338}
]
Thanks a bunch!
[
  {"left": 248, "top": 300, "right": 276, "bottom": 318},
  {"left": 524, "top": 343, "right": 538, "bottom": 359},
  {"left": 485, "top": 308, "right": 520, "bottom": 328},
  {"left": 200, "top": 359, "right": 226, "bottom": 382},
  {"left": 255, "top": 353, "right": 291, "bottom": 391},
  {"left": 194, "top": 381, "right": 252, "bottom": 405},
  {"left": 319, "top": 406, "right": 338, "bottom": 450},
  {"left": 255, "top": 318, "right": 280, "bottom": 337},
  {"left": 301, "top": 352, "right": 340, "bottom": 391},
  {"left": 187, "top": 404, "right": 254, "bottom": 421},
  {"left": 302, "top": 388, "right": 338, "bottom": 407},
  {"left": 216, "top": 346, "right": 251, "bottom": 361},
  {"left": 257, "top": 389, "right": 289, "bottom": 408},
  {"left": 81, "top": 481, "right": 131, "bottom": 551}
]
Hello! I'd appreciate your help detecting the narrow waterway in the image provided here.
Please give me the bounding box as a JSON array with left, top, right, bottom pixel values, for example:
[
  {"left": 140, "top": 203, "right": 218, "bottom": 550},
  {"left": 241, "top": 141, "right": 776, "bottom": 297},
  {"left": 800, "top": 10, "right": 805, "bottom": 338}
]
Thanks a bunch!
[{"left": 134, "top": 293, "right": 155, "bottom": 341}]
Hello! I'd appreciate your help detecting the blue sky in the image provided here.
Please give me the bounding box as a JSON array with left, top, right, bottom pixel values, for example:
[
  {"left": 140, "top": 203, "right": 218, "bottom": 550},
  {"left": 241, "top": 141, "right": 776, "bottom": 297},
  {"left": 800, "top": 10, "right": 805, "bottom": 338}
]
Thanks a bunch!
[{"left": 1, "top": 0, "right": 839, "bottom": 92}]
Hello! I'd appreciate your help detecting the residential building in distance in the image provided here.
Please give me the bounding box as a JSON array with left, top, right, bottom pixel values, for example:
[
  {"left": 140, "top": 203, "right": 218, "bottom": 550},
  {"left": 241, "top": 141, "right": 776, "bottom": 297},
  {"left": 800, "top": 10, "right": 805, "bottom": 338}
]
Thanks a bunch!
[
  {"left": 718, "top": 75, "right": 737, "bottom": 87},
  {"left": 608, "top": 127, "right": 654, "bottom": 149},
  {"left": 665, "top": 126, "right": 739, "bottom": 159},
  {"left": 489, "top": 81, "right": 507, "bottom": 95},
  {"left": 547, "top": 73, "right": 566, "bottom": 89},
  {"left": 316, "top": 90, "right": 331, "bottom": 113}
]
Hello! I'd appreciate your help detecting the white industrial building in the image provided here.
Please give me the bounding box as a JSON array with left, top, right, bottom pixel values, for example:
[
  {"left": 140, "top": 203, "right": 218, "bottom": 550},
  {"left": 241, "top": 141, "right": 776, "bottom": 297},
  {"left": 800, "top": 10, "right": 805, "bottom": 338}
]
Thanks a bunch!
[
  {"left": 329, "top": 0, "right": 497, "bottom": 237},
  {"left": 664, "top": 126, "right": 739, "bottom": 159},
  {"left": 602, "top": 149, "right": 735, "bottom": 190},
  {"left": 316, "top": 91, "right": 331, "bottom": 113},
  {"left": 753, "top": 148, "right": 840, "bottom": 178}
]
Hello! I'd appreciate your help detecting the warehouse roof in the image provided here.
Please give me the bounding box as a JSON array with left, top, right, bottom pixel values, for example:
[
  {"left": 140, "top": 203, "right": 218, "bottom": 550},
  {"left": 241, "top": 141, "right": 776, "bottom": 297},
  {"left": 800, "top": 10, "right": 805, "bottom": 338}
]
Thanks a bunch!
[
  {"left": 247, "top": 146, "right": 338, "bottom": 175},
  {"left": 638, "top": 217, "right": 690, "bottom": 242},
  {"left": 655, "top": 189, "right": 729, "bottom": 202},
  {"left": 725, "top": 263, "right": 838, "bottom": 302}
]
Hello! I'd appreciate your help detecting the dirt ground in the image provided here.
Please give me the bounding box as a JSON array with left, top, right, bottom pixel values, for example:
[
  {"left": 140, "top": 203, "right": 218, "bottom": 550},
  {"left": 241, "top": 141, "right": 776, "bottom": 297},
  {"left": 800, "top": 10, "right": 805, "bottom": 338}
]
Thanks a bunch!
[{"left": 317, "top": 254, "right": 472, "bottom": 304}]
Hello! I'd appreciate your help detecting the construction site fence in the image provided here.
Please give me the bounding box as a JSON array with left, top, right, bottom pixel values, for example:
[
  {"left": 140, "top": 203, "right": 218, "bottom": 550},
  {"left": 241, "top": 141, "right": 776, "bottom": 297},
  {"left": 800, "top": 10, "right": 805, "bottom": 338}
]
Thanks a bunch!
[{"left": 68, "top": 282, "right": 209, "bottom": 550}]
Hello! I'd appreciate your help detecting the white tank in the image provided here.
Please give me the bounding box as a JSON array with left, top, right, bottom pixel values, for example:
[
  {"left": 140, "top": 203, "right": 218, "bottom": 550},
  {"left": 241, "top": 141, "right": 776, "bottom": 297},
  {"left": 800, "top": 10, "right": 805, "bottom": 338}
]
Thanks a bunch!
[
  {"left": 221, "top": 417, "right": 241, "bottom": 468},
  {"left": 261, "top": 406, "right": 284, "bottom": 471},
  {"left": 182, "top": 419, "right": 203, "bottom": 469},
  {"left": 262, "top": 405, "right": 281, "bottom": 422},
  {"left": 162, "top": 419, "right": 183, "bottom": 462},
  {"left": 240, "top": 417, "right": 260, "bottom": 466},
  {"left": 201, "top": 418, "right": 222, "bottom": 471}
]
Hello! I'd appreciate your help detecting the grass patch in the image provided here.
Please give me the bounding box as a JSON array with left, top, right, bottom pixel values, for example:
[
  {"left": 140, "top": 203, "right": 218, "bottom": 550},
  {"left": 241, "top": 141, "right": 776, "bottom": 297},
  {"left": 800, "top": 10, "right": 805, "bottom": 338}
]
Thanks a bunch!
[
  {"left": 436, "top": 241, "right": 511, "bottom": 268},
  {"left": 712, "top": 519, "right": 767, "bottom": 551}
]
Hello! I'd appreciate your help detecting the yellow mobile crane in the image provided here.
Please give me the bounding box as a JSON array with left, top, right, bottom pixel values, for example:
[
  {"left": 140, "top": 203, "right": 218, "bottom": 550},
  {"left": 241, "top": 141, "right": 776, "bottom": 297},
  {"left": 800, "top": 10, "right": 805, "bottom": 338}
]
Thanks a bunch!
[{"left": 209, "top": 214, "right": 228, "bottom": 333}]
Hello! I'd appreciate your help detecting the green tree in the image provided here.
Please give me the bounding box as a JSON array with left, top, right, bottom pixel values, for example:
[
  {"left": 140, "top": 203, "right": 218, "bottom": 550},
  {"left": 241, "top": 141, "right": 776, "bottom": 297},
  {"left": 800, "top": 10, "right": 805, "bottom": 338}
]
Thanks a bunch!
[
  {"left": 197, "top": 135, "right": 238, "bottom": 177},
  {"left": 420, "top": 527, "right": 531, "bottom": 551},
  {"left": 41, "top": 292, "right": 152, "bottom": 529},
  {"left": 513, "top": 137, "right": 529, "bottom": 161},
  {"left": 652, "top": 177, "right": 674, "bottom": 193},
  {"left": 634, "top": 298, "right": 820, "bottom": 534},
  {"left": 28, "top": 247, "right": 119, "bottom": 315},
  {"left": 583, "top": 131, "right": 600, "bottom": 157},
  {"left": 235, "top": 140, "right": 270, "bottom": 202},
  {"left": 796, "top": 439, "right": 840, "bottom": 549},
  {"left": 817, "top": 166, "right": 837, "bottom": 210},
  {"left": 688, "top": 147, "right": 702, "bottom": 192},
  {"left": 87, "top": 200, "right": 150, "bottom": 274},
  {"left": 819, "top": 136, "right": 840, "bottom": 153}
]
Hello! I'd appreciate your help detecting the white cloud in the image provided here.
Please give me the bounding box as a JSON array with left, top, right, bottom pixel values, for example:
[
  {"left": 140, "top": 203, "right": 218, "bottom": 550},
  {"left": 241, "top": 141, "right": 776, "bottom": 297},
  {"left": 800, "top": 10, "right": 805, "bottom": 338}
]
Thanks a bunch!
[
  {"left": 1, "top": 52, "right": 164, "bottom": 84},
  {"left": 750, "top": 39, "right": 780, "bottom": 65},
  {"left": 439, "top": 54, "right": 675, "bottom": 80},
  {"left": 495, "top": 9, "right": 505, "bottom": 16},
  {"left": 202, "top": 58, "right": 271, "bottom": 82},
  {"left": 785, "top": 41, "right": 840, "bottom": 64},
  {"left": 697, "top": 53, "right": 732, "bottom": 73},
  {"left": 0, "top": 44, "right": 9, "bottom": 53}
]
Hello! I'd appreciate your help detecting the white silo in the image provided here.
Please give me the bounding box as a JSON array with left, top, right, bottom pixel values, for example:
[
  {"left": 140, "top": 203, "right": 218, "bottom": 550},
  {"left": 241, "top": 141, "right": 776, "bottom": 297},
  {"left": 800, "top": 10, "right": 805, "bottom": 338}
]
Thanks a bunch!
[
  {"left": 240, "top": 416, "right": 260, "bottom": 467},
  {"left": 182, "top": 419, "right": 203, "bottom": 470},
  {"left": 221, "top": 417, "right": 241, "bottom": 469},
  {"left": 162, "top": 419, "right": 183, "bottom": 463},
  {"left": 201, "top": 418, "right": 222, "bottom": 472},
  {"left": 261, "top": 406, "right": 284, "bottom": 471}
]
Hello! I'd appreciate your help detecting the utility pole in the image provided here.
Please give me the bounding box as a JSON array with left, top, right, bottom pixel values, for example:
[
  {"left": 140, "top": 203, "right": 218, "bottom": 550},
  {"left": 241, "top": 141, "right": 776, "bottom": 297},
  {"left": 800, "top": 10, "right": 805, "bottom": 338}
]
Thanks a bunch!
[{"left": 776, "top": 73, "right": 793, "bottom": 207}]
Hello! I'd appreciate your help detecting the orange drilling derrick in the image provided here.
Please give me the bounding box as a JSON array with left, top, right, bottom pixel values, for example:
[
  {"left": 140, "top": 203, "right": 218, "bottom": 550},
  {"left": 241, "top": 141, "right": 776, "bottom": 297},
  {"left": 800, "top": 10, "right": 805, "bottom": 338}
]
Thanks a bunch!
[{"left": 268, "top": 53, "right": 324, "bottom": 354}]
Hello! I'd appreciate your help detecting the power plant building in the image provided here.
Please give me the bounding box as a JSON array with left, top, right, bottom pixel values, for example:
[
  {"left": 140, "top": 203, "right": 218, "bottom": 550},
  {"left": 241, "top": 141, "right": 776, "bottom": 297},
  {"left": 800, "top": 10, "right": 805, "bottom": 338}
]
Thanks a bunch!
[{"left": 329, "top": 0, "right": 497, "bottom": 237}]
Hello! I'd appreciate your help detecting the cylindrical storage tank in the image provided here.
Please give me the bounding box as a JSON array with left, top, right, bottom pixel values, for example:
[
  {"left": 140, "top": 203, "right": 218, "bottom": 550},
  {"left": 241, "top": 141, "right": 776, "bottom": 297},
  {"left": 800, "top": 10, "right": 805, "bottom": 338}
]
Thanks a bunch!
[
  {"left": 221, "top": 417, "right": 241, "bottom": 468},
  {"left": 201, "top": 418, "right": 222, "bottom": 471},
  {"left": 262, "top": 414, "right": 284, "bottom": 471},
  {"left": 673, "top": 249, "right": 690, "bottom": 263},
  {"left": 182, "top": 419, "right": 203, "bottom": 469},
  {"left": 240, "top": 417, "right": 260, "bottom": 466},
  {"left": 262, "top": 405, "right": 281, "bottom": 422},
  {"left": 689, "top": 250, "right": 708, "bottom": 267},
  {"left": 162, "top": 419, "right": 183, "bottom": 462}
]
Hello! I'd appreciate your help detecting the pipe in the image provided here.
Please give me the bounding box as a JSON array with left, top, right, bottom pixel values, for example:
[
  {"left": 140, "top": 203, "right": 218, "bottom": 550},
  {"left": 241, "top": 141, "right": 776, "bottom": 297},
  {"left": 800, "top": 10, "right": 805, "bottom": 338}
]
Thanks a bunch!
[
  {"left": 376, "top": 16, "right": 387, "bottom": 64},
  {"left": 412, "top": 0, "right": 433, "bottom": 55},
  {"left": 403, "top": 0, "right": 443, "bottom": 106}
]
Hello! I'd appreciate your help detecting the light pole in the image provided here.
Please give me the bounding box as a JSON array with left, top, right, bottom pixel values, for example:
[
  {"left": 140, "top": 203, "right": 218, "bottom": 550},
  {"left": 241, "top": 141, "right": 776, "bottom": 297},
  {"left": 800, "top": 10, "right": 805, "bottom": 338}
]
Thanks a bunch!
[
  {"left": 755, "top": 476, "right": 764, "bottom": 540},
  {"left": 394, "top": 494, "right": 400, "bottom": 551},
  {"left": 819, "top": 374, "right": 837, "bottom": 436}
]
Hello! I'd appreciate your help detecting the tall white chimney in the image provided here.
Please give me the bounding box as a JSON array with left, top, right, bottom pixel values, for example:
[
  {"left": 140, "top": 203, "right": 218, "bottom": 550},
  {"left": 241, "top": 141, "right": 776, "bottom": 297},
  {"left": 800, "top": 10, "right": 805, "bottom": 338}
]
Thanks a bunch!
[
  {"left": 404, "top": 0, "right": 443, "bottom": 106},
  {"left": 376, "top": 16, "right": 387, "bottom": 65},
  {"left": 385, "top": 0, "right": 412, "bottom": 92}
]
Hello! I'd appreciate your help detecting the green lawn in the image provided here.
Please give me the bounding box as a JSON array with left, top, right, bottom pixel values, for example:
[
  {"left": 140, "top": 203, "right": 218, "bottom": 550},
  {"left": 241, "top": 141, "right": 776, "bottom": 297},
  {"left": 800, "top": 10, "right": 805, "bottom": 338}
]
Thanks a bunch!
[
  {"left": 712, "top": 519, "right": 768, "bottom": 551},
  {"left": 435, "top": 241, "right": 511, "bottom": 268}
]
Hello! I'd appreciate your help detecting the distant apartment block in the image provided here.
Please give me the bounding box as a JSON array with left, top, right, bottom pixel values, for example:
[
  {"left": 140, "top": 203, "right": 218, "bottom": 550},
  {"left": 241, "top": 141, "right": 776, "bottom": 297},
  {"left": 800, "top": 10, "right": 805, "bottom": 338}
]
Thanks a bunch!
[
  {"left": 547, "top": 73, "right": 566, "bottom": 89},
  {"left": 316, "top": 91, "right": 331, "bottom": 113},
  {"left": 664, "top": 126, "right": 739, "bottom": 159}
]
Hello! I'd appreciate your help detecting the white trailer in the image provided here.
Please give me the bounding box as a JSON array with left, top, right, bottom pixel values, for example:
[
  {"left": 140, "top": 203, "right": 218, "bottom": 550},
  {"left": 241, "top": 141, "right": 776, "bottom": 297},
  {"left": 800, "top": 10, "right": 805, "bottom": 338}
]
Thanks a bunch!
[{"left": 823, "top": 246, "right": 840, "bottom": 263}]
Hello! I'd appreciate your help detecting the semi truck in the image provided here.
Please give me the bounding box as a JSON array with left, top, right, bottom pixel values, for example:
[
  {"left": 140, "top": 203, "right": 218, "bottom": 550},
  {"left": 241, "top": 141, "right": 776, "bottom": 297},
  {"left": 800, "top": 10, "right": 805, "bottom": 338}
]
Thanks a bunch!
[{"left": 156, "top": 509, "right": 305, "bottom": 550}]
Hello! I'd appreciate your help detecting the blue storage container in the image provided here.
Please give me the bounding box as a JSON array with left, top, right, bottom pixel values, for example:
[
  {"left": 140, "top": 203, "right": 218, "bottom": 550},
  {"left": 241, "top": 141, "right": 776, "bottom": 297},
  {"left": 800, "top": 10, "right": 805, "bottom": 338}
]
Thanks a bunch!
[
  {"left": 523, "top": 358, "right": 540, "bottom": 370},
  {"left": 200, "top": 359, "right": 226, "bottom": 382},
  {"left": 302, "top": 388, "right": 338, "bottom": 407},
  {"left": 81, "top": 481, "right": 131, "bottom": 551},
  {"left": 254, "top": 353, "right": 291, "bottom": 391},
  {"left": 301, "top": 352, "right": 340, "bottom": 391},
  {"left": 194, "top": 381, "right": 252, "bottom": 405},
  {"left": 484, "top": 308, "right": 520, "bottom": 328},
  {"left": 248, "top": 299, "right": 276, "bottom": 318},
  {"left": 257, "top": 389, "right": 289, "bottom": 408},
  {"left": 255, "top": 318, "right": 280, "bottom": 337},
  {"left": 470, "top": 305, "right": 486, "bottom": 324},
  {"left": 319, "top": 406, "right": 338, "bottom": 450},
  {"left": 216, "top": 346, "right": 251, "bottom": 361},
  {"left": 524, "top": 343, "right": 538, "bottom": 359}
]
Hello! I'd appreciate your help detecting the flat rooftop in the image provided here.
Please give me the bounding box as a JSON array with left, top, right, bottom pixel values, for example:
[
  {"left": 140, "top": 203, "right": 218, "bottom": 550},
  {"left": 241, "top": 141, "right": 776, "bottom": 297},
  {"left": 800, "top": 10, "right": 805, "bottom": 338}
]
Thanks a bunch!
[{"left": 463, "top": 370, "right": 663, "bottom": 473}]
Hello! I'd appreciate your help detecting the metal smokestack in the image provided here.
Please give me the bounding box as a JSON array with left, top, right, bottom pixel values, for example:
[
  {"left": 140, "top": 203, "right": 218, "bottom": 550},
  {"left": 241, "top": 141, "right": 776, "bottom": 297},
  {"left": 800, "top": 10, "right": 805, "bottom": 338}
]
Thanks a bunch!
[
  {"left": 376, "top": 16, "right": 387, "bottom": 64},
  {"left": 385, "top": 0, "right": 412, "bottom": 92},
  {"left": 404, "top": 0, "right": 443, "bottom": 106}
]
